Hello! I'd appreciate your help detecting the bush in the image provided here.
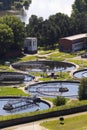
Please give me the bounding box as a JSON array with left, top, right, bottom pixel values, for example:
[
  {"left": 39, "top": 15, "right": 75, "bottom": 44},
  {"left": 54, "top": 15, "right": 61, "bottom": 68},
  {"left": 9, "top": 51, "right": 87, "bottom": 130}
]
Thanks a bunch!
[
  {"left": 78, "top": 78, "right": 87, "bottom": 100},
  {"left": 53, "top": 96, "right": 66, "bottom": 106}
]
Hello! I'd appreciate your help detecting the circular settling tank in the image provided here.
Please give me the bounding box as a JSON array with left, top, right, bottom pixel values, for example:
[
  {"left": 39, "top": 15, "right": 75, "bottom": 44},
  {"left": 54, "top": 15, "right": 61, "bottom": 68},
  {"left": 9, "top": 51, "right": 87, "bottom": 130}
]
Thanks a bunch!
[
  {"left": 12, "top": 60, "right": 76, "bottom": 73},
  {"left": 28, "top": 81, "right": 79, "bottom": 98},
  {"left": 0, "top": 72, "right": 34, "bottom": 84},
  {"left": 0, "top": 97, "right": 49, "bottom": 116},
  {"left": 73, "top": 69, "right": 87, "bottom": 79}
]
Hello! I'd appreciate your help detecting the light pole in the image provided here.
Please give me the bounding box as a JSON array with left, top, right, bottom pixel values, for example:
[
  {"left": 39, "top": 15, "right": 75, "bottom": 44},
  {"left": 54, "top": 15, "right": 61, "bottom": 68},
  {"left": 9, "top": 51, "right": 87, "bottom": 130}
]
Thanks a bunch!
[{"left": 33, "top": 121, "right": 34, "bottom": 130}]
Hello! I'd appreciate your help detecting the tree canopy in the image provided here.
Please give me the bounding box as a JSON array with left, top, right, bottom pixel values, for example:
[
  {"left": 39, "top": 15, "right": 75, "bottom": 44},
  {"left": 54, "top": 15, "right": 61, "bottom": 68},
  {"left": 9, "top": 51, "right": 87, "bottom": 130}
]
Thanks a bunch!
[
  {"left": 0, "top": 15, "right": 25, "bottom": 58},
  {"left": 0, "top": 15, "right": 25, "bottom": 46},
  {"left": 0, "top": 24, "right": 14, "bottom": 56},
  {"left": 71, "top": 0, "right": 87, "bottom": 33},
  {"left": 72, "top": 0, "right": 87, "bottom": 15},
  {"left": 0, "top": 0, "right": 31, "bottom": 10},
  {"left": 26, "top": 13, "right": 71, "bottom": 47}
]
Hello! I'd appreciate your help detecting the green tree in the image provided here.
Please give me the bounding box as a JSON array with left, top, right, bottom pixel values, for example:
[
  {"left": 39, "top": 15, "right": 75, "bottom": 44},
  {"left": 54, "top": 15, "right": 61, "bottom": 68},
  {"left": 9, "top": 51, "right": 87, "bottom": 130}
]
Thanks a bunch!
[
  {"left": 78, "top": 78, "right": 87, "bottom": 100},
  {"left": 71, "top": 0, "right": 87, "bottom": 33},
  {"left": 0, "top": 24, "right": 14, "bottom": 57},
  {"left": 0, "top": 0, "right": 12, "bottom": 10},
  {"left": 0, "top": 0, "right": 32, "bottom": 10},
  {"left": 72, "top": 0, "right": 87, "bottom": 15},
  {"left": 0, "top": 15, "right": 25, "bottom": 47},
  {"left": 49, "top": 13, "right": 71, "bottom": 37}
]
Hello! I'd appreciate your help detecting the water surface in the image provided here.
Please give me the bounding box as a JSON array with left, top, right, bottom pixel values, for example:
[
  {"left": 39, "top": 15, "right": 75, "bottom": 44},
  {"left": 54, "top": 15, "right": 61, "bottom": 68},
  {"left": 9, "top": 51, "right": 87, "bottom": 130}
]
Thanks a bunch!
[{"left": 0, "top": 98, "right": 49, "bottom": 116}]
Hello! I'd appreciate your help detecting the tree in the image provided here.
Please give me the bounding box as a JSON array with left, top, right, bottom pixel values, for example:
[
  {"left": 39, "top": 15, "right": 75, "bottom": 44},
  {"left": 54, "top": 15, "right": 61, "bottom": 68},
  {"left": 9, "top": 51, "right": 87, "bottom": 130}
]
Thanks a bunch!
[
  {"left": 0, "top": 24, "right": 14, "bottom": 57},
  {"left": 15, "top": 2, "right": 23, "bottom": 9},
  {"left": 0, "top": 0, "right": 32, "bottom": 10},
  {"left": 26, "top": 15, "right": 44, "bottom": 45},
  {"left": 49, "top": 13, "right": 71, "bottom": 37},
  {"left": 23, "top": 0, "right": 30, "bottom": 7},
  {"left": 71, "top": 0, "right": 87, "bottom": 34},
  {"left": 0, "top": 15, "right": 25, "bottom": 47},
  {"left": 72, "top": 0, "right": 87, "bottom": 15},
  {"left": 0, "top": 0, "right": 12, "bottom": 10},
  {"left": 78, "top": 78, "right": 87, "bottom": 100}
]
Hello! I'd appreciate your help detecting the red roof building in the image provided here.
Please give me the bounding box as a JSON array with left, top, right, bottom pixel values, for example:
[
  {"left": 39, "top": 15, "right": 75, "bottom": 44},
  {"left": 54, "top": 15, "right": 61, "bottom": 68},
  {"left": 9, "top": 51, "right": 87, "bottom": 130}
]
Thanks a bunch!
[{"left": 59, "top": 34, "right": 87, "bottom": 52}]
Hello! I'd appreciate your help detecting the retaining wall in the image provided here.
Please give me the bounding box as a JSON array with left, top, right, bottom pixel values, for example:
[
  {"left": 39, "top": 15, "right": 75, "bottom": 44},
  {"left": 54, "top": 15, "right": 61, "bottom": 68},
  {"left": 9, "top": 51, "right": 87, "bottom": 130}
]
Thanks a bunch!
[{"left": 0, "top": 105, "right": 87, "bottom": 128}]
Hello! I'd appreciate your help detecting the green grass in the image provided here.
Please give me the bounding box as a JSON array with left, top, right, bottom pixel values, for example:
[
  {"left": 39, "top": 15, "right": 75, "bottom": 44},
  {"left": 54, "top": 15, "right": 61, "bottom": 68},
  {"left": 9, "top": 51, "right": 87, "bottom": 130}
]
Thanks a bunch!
[
  {"left": 0, "top": 87, "right": 29, "bottom": 96},
  {"left": 68, "top": 59, "right": 87, "bottom": 68},
  {"left": 40, "top": 114, "right": 87, "bottom": 130},
  {"left": 46, "top": 51, "right": 77, "bottom": 61},
  {"left": 38, "top": 50, "right": 53, "bottom": 55},
  {"left": 43, "top": 97, "right": 55, "bottom": 103},
  {"left": 39, "top": 72, "right": 72, "bottom": 81},
  {"left": 0, "top": 65, "right": 9, "bottom": 70},
  {"left": 19, "top": 55, "right": 38, "bottom": 62}
]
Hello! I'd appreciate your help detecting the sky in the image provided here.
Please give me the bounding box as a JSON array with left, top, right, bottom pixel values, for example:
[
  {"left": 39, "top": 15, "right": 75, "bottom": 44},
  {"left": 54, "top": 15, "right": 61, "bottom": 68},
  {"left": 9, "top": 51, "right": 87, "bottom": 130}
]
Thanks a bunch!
[
  {"left": 21, "top": 0, "right": 75, "bottom": 24},
  {"left": 28, "top": 0, "right": 75, "bottom": 19}
]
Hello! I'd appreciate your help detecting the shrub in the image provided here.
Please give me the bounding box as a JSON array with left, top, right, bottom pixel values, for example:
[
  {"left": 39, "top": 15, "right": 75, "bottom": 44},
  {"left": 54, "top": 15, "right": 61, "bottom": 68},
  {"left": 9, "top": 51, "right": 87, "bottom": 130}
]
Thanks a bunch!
[{"left": 53, "top": 96, "right": 66, "bottom": 106}]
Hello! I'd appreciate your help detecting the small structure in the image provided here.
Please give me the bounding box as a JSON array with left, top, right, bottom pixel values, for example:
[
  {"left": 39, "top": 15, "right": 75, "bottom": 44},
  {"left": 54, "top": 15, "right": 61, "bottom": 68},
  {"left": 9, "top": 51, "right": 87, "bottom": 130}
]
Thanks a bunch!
[
  {"left": 5, "top": 61, "right": 10, "bottom": 66},
  {"left": 59, "top": 33, "right": 87, "bottom": 53},
  {"left": 3, "top": 103, "right": 13, "bottom": 110},
  {"left": 59, "top": 87, "right": 69, "bottom": 93},
  {"left": 24, "top": 37, "right": 37, "bottom": 54},
  {"left": 3, "top": 96, "right": 41, "bottom": 111}
]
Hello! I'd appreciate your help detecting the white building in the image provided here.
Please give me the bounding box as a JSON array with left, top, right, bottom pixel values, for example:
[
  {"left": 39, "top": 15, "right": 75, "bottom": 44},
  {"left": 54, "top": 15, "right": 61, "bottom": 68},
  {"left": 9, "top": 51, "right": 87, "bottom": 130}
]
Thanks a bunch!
[{"left": 24, "top": 37, "right": 37, "bottom": 54}]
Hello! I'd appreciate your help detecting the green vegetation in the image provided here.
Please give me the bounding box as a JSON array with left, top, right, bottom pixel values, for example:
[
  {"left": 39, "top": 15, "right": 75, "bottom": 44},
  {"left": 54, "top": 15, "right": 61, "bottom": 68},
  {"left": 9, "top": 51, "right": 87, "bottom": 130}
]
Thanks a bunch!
[
  {"left": 0, "top": 0, "right": 31, "bottom": 10},
  {"left": 0, "top": 65, "right": 9, "bottom": 70},
  {"left": 68, "top": 59, "right": 87, "bottom": 69},
  {"left": 53, "top": 96, "right": 66, "bottom": 106},
  {"left": 0, "top": 87, "right": 29, "bottom": 96},
  {"left": 19, "top": 55, "right": 38, "bottom": 62},
  {"left": 0, "top": 23, "right": 14, "bottom": 57},
  {"left": 43, "top": 97, "right": 55, "bottom": 103},
  {"left": 39, "top": 71, "right": 72, "bottom": 82},
  {"left": 0, "top": 15, "right": 25, "bottom": 58},
  {"left": 44, "top": 97, "right": 69, "bottom": 105},
  {"left": 38, "top": 50, "right": 53, "bottom": 55},
  {"left": 78, "top": 78, "right": 87, "bottom": 100},
  {"left": 40, "top": 114, "right": 87, "bottom": 130}
]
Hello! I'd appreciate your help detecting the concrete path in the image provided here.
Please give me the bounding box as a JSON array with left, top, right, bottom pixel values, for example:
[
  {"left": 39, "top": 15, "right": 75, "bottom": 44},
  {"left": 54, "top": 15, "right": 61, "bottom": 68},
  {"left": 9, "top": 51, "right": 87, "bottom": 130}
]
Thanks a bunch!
[{"left": 2, "top": 120, "right": 48, "bottom": 130}]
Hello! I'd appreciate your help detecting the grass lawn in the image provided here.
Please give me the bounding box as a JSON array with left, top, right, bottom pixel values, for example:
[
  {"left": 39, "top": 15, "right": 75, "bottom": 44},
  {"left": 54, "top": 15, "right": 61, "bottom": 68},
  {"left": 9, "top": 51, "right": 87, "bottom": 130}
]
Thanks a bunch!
[
  {"left": 0, "top": 87, "right": 29, "bottom": 96},
  {"left": 68, "top": 59, "right": 87, "bottom": 68},
  {"left": 40, "top": 113, "right": 87, "bottom": 130},
  {"left": 0, "top": 65, "right": 9, "bottom": 70},
  {"left": 46, "top": 51, "right": 77, "bottom": 61}
]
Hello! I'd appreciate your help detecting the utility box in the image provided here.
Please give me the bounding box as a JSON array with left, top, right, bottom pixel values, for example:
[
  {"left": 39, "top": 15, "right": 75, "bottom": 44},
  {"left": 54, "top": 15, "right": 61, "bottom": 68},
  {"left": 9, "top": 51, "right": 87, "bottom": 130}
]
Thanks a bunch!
[{"left": 24, "top": 37, "right": 37, "bottom": 54}]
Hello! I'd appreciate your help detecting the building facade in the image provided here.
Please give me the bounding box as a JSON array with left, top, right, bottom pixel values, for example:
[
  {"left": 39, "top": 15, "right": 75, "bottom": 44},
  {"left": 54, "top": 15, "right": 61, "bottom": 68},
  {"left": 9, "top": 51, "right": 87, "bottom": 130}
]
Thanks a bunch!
[
  {"left": 24, "top": 37, "right": 37, "bottom": 54},
  {"left": 59, "top": 34, "right": 87, "bottom": 52}
]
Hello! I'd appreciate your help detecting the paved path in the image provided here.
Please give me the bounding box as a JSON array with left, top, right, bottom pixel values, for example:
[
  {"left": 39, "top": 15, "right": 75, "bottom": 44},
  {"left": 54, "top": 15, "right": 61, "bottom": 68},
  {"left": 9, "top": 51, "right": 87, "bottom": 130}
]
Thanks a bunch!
[
  {"left": 2, "top": 120, "right": 48, "bottom": 130},
  {"left": 2, "top": 112, "right": 87, "bottom": 130}
]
